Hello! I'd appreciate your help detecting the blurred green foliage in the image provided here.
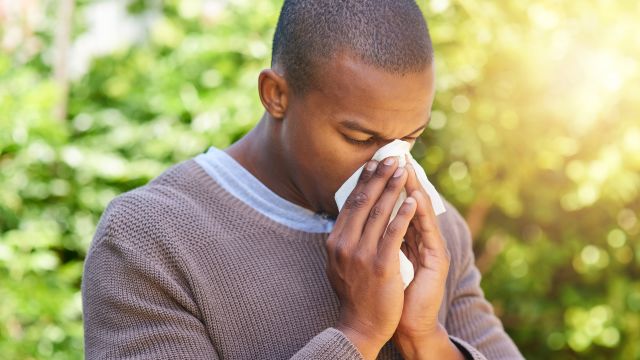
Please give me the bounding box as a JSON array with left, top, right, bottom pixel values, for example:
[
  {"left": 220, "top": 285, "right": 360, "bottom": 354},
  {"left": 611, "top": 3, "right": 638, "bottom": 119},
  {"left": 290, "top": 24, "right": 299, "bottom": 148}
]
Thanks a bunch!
[{"left": 1, "top": 0, "right": 639, "bottom": 359}]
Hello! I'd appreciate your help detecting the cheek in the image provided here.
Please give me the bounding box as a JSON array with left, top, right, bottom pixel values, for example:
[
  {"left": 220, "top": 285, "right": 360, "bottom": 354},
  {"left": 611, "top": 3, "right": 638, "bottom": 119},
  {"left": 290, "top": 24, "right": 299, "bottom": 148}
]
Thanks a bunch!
[
  {"left": 310, "top": 141, "right": 374, "bottom": 194},
  {"left": 288, "top": 134, "right": 358, "bottom": 196},
  {"left": 283, "top": 113, "right": 373, "bottom": 194}
]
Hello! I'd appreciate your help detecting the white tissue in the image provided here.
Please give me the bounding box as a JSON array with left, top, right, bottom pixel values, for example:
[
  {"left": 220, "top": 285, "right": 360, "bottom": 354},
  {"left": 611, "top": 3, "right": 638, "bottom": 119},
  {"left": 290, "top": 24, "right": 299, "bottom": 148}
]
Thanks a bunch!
[{"left": 334, "top": 139, "right": 446, "bottom": 289}]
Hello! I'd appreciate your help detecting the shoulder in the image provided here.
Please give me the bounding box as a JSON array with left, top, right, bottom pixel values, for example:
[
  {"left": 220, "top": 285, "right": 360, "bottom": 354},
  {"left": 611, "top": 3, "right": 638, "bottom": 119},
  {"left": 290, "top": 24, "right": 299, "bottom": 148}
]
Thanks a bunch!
[{"left": 88, "top": 159, "right": 212, "bottom": 258}]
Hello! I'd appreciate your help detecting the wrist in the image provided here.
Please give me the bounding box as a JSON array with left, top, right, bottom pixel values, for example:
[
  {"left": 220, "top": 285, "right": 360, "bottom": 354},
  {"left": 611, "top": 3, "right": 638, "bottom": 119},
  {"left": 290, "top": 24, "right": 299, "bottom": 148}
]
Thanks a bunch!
[
  {"left": 335, "top": 323, "right": 387, "bottom": 360},
  {"left": 392, "top": 324, "right": 465, "bottom": 360}
]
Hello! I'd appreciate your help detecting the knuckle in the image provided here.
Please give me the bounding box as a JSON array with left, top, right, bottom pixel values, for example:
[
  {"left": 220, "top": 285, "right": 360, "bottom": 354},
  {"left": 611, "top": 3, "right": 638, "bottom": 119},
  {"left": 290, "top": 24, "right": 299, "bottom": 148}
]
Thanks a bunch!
[
  {"left": 359, "top": 169, "right": 373, "bottom": 183},
  {"left": 335, "top": 242, "right": 350, "bottom": 261},
  {"left": 373, "top": 164, "right": 388, "bottom": 178},
  {"left": 398, "top": 202, "right": 414, "bottom": 216},
  {"left": 385, "top": 179, "right": 400, "bottom": 192},
  {"left": 353, "top": 250, "right": 369, "bottom": 267},
  {"left": 345, "top": 191, "right": 369, "bottom": 210},
  {"left": 372, "top": 258, "right": 388, "bottom": 277},
  {"left": 368, "top": 205, "right": 384, "bottom": 220},
  {"left": 386, "top": 174, "right": 404, "bottom": 190},
  {"left": 385, "top": 223, "right": 400, "bottom": 237}
]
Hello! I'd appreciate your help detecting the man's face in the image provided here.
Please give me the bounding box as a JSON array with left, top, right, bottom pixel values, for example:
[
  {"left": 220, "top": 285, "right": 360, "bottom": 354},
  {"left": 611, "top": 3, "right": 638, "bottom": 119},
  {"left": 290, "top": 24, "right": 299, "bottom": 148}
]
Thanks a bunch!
[{"left": 280, "top": 53, "right": 436, "bottom": 217}]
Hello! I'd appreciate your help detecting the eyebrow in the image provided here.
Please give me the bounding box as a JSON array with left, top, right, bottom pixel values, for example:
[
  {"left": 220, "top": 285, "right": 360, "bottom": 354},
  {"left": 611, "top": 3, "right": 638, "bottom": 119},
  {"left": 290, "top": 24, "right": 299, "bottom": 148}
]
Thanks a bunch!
[{"left": 339, "top": 116, "right": 430, "bottom": 140}]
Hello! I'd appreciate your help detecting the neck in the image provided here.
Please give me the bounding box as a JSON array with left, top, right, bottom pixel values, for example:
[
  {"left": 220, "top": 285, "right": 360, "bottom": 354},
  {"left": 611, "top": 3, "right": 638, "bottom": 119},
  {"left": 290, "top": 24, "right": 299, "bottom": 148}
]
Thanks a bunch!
[{"left": 225, "top": 113, "right": 314, "bottom": 212}]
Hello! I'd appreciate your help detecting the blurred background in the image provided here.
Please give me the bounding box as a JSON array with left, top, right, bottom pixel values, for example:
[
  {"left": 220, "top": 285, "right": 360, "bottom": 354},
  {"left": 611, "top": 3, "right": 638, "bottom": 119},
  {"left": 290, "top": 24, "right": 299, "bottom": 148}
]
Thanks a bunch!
[{"left": 1, "top": 0, "right": 639, "bottom": 359}]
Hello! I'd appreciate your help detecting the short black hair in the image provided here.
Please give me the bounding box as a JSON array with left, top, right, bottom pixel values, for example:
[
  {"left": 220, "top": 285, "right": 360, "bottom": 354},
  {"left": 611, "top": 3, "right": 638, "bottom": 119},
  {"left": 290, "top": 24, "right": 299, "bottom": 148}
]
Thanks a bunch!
[{"left": 271, "top": 0, "right": 434, "bottom": 94}]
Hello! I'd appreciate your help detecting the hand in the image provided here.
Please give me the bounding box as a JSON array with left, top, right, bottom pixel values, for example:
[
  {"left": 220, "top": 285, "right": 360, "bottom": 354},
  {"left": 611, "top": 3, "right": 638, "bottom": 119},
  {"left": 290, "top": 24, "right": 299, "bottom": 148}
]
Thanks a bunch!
[
  {"left": 392, "top": 162, "right": 462, "bottom": 359},
  {"left": 326, "top": 156, "right": 417, "bottom": 360}
]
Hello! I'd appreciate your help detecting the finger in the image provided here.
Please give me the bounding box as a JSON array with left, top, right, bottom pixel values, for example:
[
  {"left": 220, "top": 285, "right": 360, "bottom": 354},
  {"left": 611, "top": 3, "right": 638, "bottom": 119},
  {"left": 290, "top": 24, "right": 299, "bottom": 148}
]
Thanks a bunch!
[
  {"left": 410, "top": 190, "right": 447, "bottom": 254},
  {"left": 404, "top": 165, "right": 438, "bottom": 240},
  {"left": 328, "top": 160, "right": 379, "bottom": 261},
  {"left": 402, "top": 164, "right": 447, "bottom": 261},
  {"left": 405, "top": 161, "right": 422, "bottom": 197},
  {"left": 410, "top": 189, "right": 438, "bottom": 231},
  {"left": 333, "top": 160, "right": 378, "bottom": 230},
  {"left": 377, "top": 196, "right": 417, "bottom": 265},
  {"left": 359, "top": 165, "right": 408, "bottom": 253},
  {"left": 334, "top": 157, "right": 400, "bottom": 249}
]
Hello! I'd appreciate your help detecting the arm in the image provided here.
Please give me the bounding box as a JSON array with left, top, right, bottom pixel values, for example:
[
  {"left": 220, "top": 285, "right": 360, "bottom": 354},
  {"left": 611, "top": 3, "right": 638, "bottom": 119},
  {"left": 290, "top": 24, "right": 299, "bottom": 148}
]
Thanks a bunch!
[
  {"left": 444, "top": 209, "right": 524, "bottom": 360},
  {"left": 82, "top": 224, "right": 366, "bottom": 360},
  {"left": 82, "top": 234, "right": 220, "bottom": 360}
]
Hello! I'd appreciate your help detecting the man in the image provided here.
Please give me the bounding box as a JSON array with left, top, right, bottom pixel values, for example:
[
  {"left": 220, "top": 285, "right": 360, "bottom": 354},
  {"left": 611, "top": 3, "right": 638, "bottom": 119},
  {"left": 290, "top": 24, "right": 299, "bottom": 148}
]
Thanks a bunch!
[{"left": 82, "top": 1, "right": 523, "bottom": 359}]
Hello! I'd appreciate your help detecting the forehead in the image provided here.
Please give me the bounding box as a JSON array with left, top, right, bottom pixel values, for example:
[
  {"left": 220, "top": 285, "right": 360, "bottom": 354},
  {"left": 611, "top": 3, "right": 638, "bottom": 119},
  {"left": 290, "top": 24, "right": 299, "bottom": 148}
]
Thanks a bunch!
[{"left": 311, "top": 52, "right": 435, "bottom": 123}]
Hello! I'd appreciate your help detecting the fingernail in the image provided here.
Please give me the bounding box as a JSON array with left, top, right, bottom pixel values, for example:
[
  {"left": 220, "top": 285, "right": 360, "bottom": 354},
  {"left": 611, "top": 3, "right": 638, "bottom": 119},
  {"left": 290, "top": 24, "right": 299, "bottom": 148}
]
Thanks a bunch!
[
  {"left": 366, "top": 160, "right": 378, "bottom": 171},
  {"left": 393, "top": 167, "right": 405, "bottom": 177},
  {"left": 384, "top": 157, "right": 396, "bottom": 166},
  {"left": 404, "top": 197, "right": 416, "bottom": 204}
]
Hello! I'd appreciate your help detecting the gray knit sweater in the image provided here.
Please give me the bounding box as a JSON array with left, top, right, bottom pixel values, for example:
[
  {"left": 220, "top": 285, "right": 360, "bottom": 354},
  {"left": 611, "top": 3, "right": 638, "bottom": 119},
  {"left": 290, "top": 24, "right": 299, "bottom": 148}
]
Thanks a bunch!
[{"left": 82, "top": 159, "right": 523, "bottom": 359}]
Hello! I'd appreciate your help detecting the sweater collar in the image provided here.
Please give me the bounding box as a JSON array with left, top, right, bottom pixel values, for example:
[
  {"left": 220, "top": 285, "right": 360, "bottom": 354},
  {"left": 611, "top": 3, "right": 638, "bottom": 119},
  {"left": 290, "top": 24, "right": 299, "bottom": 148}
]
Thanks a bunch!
[{"left": 194, "top": 146, "right": 336, "bottom": 233}]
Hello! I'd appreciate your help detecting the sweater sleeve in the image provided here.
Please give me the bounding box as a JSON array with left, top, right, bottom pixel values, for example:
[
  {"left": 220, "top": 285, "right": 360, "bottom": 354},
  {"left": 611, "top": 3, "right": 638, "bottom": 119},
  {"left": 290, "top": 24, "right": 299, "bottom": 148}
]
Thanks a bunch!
[
  {"left": 444, "top": 209, "right": 524, "bottom": 360},
  {"left": 290, "top": 328, "right": 365, "bottom": 359},
  {"left": 82, "top": 206, "right": 367, "bottom": 360},
  {"left": 82, "top": 232, "right": 222, "bottom": 360}
]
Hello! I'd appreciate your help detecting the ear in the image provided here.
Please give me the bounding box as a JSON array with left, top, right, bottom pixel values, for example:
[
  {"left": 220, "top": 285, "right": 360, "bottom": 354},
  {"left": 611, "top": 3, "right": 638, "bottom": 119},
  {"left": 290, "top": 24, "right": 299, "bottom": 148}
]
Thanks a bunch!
[{"left": 258, "top": 68, "right": 289, "bottom": 120}]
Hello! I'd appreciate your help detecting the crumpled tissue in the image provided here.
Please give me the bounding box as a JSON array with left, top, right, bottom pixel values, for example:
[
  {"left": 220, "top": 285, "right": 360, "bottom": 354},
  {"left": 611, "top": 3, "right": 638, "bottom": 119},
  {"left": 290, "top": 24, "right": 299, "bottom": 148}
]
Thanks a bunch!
[{"left": 334, "top": 139, "right": 446, "bottom": 289}]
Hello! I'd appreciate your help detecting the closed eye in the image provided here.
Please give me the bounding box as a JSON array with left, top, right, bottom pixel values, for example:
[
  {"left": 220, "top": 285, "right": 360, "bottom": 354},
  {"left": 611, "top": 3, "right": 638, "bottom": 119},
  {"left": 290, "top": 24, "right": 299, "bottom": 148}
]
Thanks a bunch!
[
  {"left": 344, "top": 135, "right": 419, "bottom": 146},
  {"left": 345, "top": 137, "right": 375, "bottom": 146}
]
